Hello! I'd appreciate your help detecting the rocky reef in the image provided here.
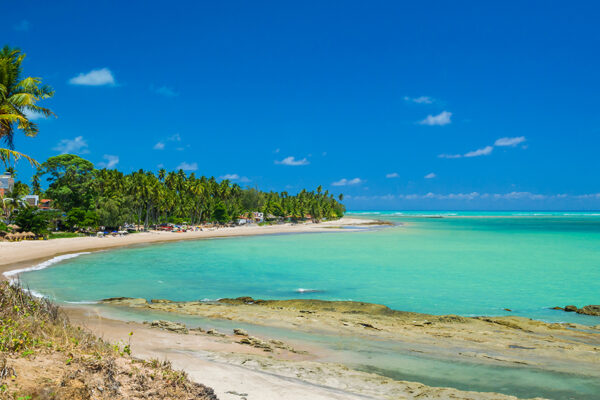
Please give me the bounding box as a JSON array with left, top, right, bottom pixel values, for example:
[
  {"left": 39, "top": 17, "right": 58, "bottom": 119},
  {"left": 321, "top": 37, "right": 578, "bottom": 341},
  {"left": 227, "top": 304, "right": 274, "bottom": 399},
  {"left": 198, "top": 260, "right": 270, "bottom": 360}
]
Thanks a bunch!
[{"left": 552, "top": 304, "right": 600, "bottom": 316}]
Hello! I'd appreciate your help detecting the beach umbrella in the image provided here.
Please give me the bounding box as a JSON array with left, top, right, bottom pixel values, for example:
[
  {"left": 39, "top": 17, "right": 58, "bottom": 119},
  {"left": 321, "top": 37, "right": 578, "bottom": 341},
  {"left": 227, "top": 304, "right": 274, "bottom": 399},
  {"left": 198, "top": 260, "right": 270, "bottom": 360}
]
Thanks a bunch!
[
  {"left": 25, "top": 232, "right": 35, "bottom": 239},
  {"left": 5, "top": 233, "right": 15, "bottom": 241}
]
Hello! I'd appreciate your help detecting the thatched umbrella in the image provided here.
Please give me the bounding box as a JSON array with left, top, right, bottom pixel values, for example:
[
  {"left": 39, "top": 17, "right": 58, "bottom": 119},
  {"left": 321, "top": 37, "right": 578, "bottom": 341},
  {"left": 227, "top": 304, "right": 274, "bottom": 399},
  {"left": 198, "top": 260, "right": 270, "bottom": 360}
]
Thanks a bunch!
[
  {"left": 8, "top": 224, "right": 20, "bottom": 231},
  {"left": 15, "top": 232, "right": 26, "bottom": 241},
  {"left": 5, "top": 233, "right": 16, "bottom": 241},
  {"left": 25, "top": 232, "right": 35, "bottom": 240}
]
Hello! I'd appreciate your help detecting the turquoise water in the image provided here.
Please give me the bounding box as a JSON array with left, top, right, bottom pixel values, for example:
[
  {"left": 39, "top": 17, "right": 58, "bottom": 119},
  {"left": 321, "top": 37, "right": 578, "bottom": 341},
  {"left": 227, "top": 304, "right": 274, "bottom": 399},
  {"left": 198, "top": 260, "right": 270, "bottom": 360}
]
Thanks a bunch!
[
  {"left": 18, "top": 211, "right": 600, "bottom": 324},
  {"left": 14, "top": 211, "right": 600, "bottom": 399}
]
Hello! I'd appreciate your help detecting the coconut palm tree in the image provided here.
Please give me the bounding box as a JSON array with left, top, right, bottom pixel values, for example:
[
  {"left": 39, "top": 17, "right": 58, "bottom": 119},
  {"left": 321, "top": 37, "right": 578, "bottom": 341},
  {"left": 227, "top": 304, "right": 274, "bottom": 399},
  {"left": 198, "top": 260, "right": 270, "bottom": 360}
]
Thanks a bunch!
[{"left": 0, "top": 46, "right": 55, "bottom": 167}]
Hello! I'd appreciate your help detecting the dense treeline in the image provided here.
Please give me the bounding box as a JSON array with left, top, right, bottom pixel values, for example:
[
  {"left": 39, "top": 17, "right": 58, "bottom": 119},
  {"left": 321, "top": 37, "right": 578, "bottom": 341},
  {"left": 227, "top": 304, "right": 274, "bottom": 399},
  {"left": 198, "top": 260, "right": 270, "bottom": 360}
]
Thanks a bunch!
[
  {"left": 0, "top": 45, "right": 345, "bottom": 235},
  {"left": 15, "top": 154, "right": 345, "bottom": 231}
]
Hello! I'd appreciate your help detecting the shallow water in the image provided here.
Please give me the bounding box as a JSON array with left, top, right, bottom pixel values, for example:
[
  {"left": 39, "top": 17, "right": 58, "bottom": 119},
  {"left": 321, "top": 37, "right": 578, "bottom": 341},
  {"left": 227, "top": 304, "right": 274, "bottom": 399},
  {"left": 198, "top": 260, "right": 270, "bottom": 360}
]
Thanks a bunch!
[
  {"left": 14, "top": 211, "right": 600, "bottom": 399},
  {"left": 19, "top": 212, "right": 600, "bottom": 324},
  {"left": 93, "top": 304, "right": 600, "bottom": 400}
]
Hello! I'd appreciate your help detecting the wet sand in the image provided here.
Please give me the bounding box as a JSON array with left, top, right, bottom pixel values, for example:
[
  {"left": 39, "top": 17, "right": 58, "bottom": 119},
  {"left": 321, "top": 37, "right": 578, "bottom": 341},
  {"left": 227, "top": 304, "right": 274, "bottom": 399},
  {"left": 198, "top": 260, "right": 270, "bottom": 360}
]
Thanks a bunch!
[
  {"left": 68, "top": 306, "right": 549, "bottom": 400},
  {"left": 100, "top": 297, "right": 600, "bottom": 380}
]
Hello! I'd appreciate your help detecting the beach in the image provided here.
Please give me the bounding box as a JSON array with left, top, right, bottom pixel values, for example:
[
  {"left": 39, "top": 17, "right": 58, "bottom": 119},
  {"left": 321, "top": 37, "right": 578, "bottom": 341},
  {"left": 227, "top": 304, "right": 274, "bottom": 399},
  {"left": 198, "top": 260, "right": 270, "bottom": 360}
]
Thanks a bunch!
[
  {"left": 64, "top": 304, "right": 559, "bottom": 400},
  {"left": 3, "top": 215, "right": 600, "bottom": 399},
  {"left": 0, "top": 217, "right": 378, "bottom": 274}
]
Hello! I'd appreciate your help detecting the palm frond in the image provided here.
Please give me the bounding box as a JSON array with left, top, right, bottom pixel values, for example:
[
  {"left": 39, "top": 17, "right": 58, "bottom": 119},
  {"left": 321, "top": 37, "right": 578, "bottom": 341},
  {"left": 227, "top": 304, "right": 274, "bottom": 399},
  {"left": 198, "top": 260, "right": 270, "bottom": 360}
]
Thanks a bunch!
[{"left": 0, "top": 148, "right": 39, "bottom": 167}]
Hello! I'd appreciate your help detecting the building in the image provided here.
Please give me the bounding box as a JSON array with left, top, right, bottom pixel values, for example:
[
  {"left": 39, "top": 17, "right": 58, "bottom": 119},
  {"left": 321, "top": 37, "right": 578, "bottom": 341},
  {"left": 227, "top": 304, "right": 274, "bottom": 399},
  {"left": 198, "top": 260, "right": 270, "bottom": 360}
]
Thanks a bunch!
[
  {"left": 253, "top": 212, "right": 264, "bottom": 222},
  {"left": 23, "top": 195, "right": 39, "bottom": 207},
  {"left": 39, "top": 199, "right": 53, "bottom": 210},
  {"left": 0, "top": 174, "right": 14, "bottom": 197}
]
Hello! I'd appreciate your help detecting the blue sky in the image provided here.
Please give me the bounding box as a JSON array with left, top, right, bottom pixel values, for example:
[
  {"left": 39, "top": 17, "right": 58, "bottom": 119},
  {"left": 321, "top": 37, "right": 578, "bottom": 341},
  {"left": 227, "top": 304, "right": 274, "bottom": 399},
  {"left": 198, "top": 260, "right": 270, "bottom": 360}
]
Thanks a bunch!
[{"left": 3, "top": 1, "right": 600, "bottom": 210}]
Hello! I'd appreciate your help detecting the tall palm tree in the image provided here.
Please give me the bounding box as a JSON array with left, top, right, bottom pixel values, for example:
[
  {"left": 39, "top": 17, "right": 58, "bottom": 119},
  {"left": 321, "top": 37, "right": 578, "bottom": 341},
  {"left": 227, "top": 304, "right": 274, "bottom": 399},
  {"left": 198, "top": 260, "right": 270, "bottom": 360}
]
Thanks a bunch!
[{"left": 0, "top": 46, "right": 55, "bottom": 167}]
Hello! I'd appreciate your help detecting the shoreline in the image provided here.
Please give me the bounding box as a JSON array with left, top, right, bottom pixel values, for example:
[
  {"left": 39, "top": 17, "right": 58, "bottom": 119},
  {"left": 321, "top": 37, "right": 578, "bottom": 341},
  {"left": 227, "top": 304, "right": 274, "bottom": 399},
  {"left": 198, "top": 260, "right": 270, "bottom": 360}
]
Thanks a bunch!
[
  {"left": 0, "top": 217, "right": 387, "bottom": 278},
  {"left": 99, "top": 296, "right": 600, "bottom": 378},
  {"left": 65, "top": 305, "right": 553, "bottom": 400},
  {"left": 2, "top": 216, "right": 599, "bottom": 399}
]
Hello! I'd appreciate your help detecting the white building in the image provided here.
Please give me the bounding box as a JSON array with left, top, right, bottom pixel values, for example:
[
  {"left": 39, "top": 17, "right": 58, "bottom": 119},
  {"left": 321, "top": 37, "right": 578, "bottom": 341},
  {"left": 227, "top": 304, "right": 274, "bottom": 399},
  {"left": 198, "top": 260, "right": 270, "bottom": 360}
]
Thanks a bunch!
[
  {"left": 0, "top": 174, "right": 14, "bottom": 197},
  {"left": 23, "top": 195, "right": 39, "bottom": 206}
]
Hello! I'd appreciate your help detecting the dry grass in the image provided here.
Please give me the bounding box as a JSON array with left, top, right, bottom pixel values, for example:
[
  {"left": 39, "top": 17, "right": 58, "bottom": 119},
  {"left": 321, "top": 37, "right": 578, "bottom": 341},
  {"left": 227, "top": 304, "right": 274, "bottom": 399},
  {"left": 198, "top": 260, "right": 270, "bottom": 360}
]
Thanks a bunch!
[{"left": 0, "top": 282, "right": 217, "bottom": 399}]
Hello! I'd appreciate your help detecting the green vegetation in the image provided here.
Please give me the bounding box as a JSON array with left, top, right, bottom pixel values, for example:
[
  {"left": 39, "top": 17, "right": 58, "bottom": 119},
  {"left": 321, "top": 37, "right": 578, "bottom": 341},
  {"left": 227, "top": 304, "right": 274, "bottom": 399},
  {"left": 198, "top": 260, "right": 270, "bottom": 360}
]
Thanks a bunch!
[
  {"left": 0, "top": 46, "right": 55, "bottom": 167},
  {"left": 0, "top": 45, "right": 344, "bottom": 236},
  {"left": 13, "top": 207, "right": 49, "bottom": 235},
  {"left": 0, "top": 282, "right": 217, "bottom": 399},
  {"left": 5, "top": 154, "right": 345, "bottom": 232},
  {"left": 48, "top": 232, "right": 85, "bottom": 239}
]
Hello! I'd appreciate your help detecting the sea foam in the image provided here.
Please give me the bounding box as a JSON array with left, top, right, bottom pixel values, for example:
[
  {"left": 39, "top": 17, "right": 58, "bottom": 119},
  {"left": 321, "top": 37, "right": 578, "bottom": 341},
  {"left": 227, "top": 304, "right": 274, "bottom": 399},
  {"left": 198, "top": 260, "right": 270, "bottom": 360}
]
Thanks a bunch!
[
  {"left": 3, "top": 252, "right": 91, "bottom": 279},
  {"left": 295, "top": 288, "right": 323, "bottom": 293}
]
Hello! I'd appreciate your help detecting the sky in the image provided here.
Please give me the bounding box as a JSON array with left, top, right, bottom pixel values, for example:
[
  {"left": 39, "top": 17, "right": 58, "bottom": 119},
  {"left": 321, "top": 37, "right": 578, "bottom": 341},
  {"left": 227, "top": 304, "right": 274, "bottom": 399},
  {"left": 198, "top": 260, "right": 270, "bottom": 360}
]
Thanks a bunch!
[{"left": 3, "top": 1, "right": 600, "bottom": 210}]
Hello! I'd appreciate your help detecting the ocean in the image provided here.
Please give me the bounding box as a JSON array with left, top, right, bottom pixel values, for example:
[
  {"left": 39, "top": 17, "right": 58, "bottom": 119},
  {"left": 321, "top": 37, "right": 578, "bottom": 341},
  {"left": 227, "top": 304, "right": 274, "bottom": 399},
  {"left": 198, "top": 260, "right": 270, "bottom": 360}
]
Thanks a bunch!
[
  {"left": 13, "top": 211, "right": 600, "bottom": 399},
  {"left": 17, "top": 211, "right": 600, "bottom": 325}
]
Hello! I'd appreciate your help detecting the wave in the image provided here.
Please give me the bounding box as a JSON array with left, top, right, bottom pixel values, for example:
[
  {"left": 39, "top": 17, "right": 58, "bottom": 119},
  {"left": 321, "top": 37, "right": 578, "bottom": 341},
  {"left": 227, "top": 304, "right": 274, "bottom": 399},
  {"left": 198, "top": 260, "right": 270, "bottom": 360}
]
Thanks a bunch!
[
  {"left": 25, "top": 288, "right": 47, "bottom": 298},
  {"left": 3, "top": 252, "right": 91, "bottom": 279},
  {"left": 295, "top": 288, "right": 323, "bottom": 293},
  {"left": 64, "top": 300, "right": 99, "bottom": 304},
  {"left": 562, "top": 213, "right": 600, "bottom": 216}
]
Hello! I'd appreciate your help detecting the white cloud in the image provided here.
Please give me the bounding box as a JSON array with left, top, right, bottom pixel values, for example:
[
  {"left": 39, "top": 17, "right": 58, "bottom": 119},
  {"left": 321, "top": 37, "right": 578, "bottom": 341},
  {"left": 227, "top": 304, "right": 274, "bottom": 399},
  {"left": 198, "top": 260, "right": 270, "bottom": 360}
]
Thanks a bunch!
[
  {"left": 275, "top": 156, "right": 310, "bottom": 166},
  {"left": 438, "top": 153, "right": 462, "bottom": 159},
  {"left": 98, "top": 154, "right": 119, "bottom": 169},
  {"left": 440, "top": 136, "right": 526, "bottom": 159},
  {"left": 347, "top": 191, "right": 600, "bottom": 202},
  {"left": 494, "top": 136, "right": 526, "bottom": 147},
  {"left": 576, "top": 193, "right": 600, "bottom": 199},
  {"left": 176, "top": 162, "right": 198, "bottom": 171},
  {"left": 464, "top": 145, "right": 494, "bottom": 158},
  {"left": 14, "top": 20, "right": 30, "bottom": 32},
  {"left": 153, "top": 134, "right": 182, "bottom": 150},
  {"left": 386, "top": 172, "right": 399, "bottom": 178},
  {"left": 53, "top": 136, "right": 89, "bottom": 154},
  {"left": 424, "top": 172, "right": 436, "bottom": 179},
  {"left": 418, "top": 111, "right": 452, "bottom": 126},
  {"left": 69, "top": 68, "right": 115, "bottom": 86},
  {"left": 493, "top": 192, "right": 547, "bottom": 200},
  {"left": 404, "top": 96, "right": 433, "bottom": 104},
  {"left": 219, "top": 173, "right": 250, "bottom": 183},
  {"left": 154, "top": 86, "right": 178, "bottom": 97},
  {"left": 332, "top": 178, "right": 363, "bottom": 186}
]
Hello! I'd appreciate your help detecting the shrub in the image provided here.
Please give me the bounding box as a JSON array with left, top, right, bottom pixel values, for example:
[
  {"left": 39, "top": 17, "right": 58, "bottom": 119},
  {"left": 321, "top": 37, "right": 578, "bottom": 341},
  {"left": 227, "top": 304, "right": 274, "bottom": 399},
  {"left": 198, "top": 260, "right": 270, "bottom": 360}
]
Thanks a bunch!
[{"left": 13, "top": 207, "right": 50, "bottom": 236}]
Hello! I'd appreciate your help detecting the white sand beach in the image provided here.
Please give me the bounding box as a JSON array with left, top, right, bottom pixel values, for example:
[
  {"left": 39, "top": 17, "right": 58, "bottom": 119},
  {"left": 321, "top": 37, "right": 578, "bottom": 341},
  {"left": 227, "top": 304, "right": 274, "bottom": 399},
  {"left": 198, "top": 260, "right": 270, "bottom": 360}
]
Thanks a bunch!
[{"left": 0, "top": 217, "right": 380, "bottom": 274}]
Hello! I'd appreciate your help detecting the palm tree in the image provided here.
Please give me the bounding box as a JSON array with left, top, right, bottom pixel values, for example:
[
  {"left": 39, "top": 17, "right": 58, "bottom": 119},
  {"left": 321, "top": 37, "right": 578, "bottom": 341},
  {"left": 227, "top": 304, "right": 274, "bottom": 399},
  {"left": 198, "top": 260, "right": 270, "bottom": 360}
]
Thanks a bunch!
[
  {"left": 1, "top": 196, "right": 25, "bottom": 222},
  {"left": 0, "top": 46, "right": 55, "bottom": 167}
]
